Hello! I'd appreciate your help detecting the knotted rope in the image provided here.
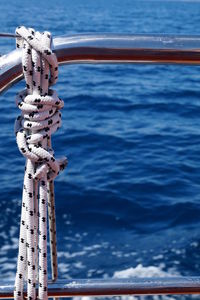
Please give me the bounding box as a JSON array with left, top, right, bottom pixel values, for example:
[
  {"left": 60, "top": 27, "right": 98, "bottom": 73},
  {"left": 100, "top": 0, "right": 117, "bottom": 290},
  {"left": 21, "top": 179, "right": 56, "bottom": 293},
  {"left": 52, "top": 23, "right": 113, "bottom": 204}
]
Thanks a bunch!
[{"left": 14, "top": 26, "right": 67, "bottom": 300}]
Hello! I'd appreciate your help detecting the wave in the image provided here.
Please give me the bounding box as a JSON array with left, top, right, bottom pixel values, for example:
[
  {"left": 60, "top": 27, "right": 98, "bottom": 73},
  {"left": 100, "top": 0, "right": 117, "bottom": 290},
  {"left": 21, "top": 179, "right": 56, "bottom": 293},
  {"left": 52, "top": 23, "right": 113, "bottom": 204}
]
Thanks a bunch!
[{"left": 73, "top": 264, "right": 181, "bottom": 300}]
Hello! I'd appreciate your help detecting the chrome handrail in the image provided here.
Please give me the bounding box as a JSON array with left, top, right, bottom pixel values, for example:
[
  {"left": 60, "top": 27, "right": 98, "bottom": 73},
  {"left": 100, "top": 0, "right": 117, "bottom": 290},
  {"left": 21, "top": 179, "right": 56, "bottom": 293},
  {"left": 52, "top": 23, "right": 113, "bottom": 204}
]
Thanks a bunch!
[
  {"left": 1, "top": 277, "right": 200, "bottom": 298},
  {"left": 1, "top": 34, "right": 200, "bottom": 93}
]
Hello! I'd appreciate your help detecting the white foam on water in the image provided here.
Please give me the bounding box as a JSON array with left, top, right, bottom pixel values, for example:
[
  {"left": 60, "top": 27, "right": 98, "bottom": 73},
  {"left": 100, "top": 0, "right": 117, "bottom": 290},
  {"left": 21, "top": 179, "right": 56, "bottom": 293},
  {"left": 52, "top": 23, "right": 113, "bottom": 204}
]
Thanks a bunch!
[
  {"left": 73, "top": 261, "right": 85, "bottom": 269},
  {"left": 190, "top": 242, "right": 198, "bottom": 248},
  {"left": 73, "top": 264, "right": 181, "bottom": 300},
  {"left": 83, "top": 244, "right": 102, "bottom": 251},
  {"left": 152, "top": 254, "right": 164, "bottom": 260},
  {"left": 58, "top": 262, "right": 70, "bottom": 275},
  {"left": 58, "top": 250, "right": 87, "bottom": 259},
  {"left": 113, "top": 264, "right": 179, "bottom": 278}
]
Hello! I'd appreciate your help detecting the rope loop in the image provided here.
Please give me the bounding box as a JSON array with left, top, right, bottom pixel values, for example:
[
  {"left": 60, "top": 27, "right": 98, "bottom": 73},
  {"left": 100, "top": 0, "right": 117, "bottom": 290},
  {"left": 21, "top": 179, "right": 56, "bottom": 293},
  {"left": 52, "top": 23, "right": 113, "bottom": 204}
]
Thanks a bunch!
[{"left": 16, "top": 26, "right": 58, "bottom": 86}]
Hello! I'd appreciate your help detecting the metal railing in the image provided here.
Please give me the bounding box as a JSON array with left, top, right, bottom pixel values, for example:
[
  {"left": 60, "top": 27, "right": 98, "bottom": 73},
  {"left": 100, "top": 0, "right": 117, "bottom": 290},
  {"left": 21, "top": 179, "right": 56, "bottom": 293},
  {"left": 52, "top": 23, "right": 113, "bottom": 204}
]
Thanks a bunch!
[
  {"left": 1, "top": 278, "right": 200, "bottom": 298},
  {"left": 0, "top": 34, "right": 200, "bottom": 297},
  {"left": 1, "top": 34, "right": 200, "bottom": 93}
]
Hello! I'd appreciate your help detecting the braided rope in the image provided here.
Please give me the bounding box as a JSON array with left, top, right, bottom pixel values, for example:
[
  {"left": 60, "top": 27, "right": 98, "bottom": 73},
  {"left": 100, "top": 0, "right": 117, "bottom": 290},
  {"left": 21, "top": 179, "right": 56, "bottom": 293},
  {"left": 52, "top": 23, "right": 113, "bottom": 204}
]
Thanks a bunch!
[{"left": 14, "top": 26, "right": 67, "bottom": 300}]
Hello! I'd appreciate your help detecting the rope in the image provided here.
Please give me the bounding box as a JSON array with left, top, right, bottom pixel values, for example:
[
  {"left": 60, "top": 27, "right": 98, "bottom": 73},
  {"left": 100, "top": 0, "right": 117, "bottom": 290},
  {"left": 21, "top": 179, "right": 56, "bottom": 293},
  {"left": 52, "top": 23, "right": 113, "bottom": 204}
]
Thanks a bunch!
[{"left": 14, "top": 26, "right": 67, "bottom": 300}]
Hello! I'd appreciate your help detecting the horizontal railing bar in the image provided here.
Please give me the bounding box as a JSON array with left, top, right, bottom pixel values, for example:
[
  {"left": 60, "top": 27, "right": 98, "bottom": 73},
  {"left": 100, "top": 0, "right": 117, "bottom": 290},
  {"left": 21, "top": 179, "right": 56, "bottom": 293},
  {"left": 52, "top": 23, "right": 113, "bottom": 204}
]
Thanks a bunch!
[
  {"left": 1, "top": 34, "right": 200, "bottom": 94},
  {"left": 0, "top": 33, "right": 18, "bottom": 38},
  {"left": 1, "top": 277, "right": 200, "bottom": 298}
]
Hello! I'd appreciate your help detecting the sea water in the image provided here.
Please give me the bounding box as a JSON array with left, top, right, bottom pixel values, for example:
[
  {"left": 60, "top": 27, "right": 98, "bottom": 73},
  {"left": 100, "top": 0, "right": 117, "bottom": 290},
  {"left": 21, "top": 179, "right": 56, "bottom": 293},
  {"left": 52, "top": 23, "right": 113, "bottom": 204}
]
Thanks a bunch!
[{"left": 1, "top": 0, "right": 200, "bottom": 299}]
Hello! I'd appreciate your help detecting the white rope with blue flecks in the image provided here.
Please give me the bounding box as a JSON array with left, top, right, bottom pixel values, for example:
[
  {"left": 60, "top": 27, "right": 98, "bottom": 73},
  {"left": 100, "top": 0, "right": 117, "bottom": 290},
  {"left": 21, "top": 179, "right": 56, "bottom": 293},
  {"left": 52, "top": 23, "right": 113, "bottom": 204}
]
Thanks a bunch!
[{"left": 14, "top": 26, "right": 67, "bottom": 300}]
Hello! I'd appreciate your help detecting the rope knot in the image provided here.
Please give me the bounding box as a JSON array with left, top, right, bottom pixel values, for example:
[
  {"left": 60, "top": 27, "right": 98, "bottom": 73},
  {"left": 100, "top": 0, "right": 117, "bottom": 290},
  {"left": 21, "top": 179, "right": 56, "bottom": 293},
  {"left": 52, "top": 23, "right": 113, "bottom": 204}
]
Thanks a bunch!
[{"left": 15, "top": 89, "right": 67, "bottom": 181}]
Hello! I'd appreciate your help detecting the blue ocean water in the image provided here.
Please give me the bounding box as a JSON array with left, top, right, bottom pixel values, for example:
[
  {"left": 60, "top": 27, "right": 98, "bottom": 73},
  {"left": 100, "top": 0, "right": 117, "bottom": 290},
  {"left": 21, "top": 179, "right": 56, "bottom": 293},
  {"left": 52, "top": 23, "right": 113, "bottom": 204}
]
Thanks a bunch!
[{"left": 1, "top": 0, "right": 200, "bottom": 299}]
